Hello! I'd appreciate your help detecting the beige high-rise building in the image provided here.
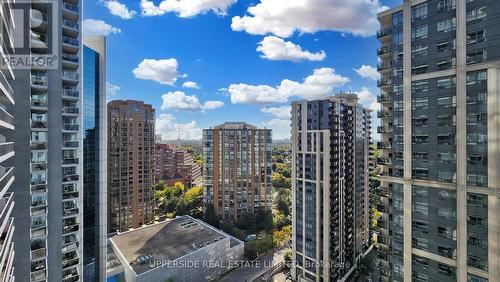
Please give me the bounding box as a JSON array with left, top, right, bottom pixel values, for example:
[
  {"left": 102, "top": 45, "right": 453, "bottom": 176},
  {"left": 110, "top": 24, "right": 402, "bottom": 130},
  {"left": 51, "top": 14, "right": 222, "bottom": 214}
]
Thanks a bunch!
[
  {"left": 202, "top": 122, "right": 272, "bottom": 222},
  {"left": 107, "top": 100, "right": 155, "bottom": 232}
]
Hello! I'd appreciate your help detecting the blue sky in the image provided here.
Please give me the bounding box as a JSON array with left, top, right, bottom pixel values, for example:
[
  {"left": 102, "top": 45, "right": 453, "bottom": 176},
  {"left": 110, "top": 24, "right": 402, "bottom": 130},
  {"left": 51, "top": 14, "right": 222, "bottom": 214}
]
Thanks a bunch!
[{"left": 83, "top": 0, "right": 402, "bottom": 140}]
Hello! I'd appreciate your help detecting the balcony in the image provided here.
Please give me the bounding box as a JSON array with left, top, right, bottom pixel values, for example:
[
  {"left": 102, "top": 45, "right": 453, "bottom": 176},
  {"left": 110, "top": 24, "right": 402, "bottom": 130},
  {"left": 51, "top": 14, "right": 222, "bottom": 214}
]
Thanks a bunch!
[
  {"left": 0, "top": 142, "right": 13, "bottom": 163},
  {"left": 62, "top": 257, "right": 79, "bottom": 269},
  {"left": 63, "top": 206, "right": 79, "bottom": 217},
  {"left": 62, "top": 223, "right": 79, "bottom": 234},
  {"left": 62, "top": 1, "right": 79, "bottom": 20},
  {"left": 31, "top": 140, "right": 47, "bottom": 150},
  {"left": 63, "top": 88, "right": 79, "bottom": 100},
  {"left": 62, "top": 174, "right": 79, "bottom": 183},
  {"left": 30, "top": 10, "right": 47, "bottom": 32},
  {"left": 377, "top": 126, "right": 393, "bottom": 134},
  {"left": 377, "top": 111, "right": 392, "bottom": 118},
  {"left": 0, "top": 167, "right": 14, "bottom": 196},
  {"left": 31, "top": 73, "right": 48, "bottom": 89},
  {"left": 377, "top": 62, "right": 392, "bottom": 72},
  {"left": 377, "top": 28, "right": 392, "bottom": 39},
  {"left": 377, "top": 46, "right": 392, "bottom": 57},
  {"left": 377, "top": 94, "right": 392, "bottom": 103},
  {"left": 62, "top": 107, "right": 79, "bottom": 116},
  {"left": 30, "top": 269, "right": 46, "bottom": 281},
  {"left": 62, "top": 124, "right": 79, "bottom": 131},
  {"left": 62, "top": 70, "right": 79, "bottom": 84},
  {"left": 62, "top": 53, "right": 79, "bottom": 69},
  {"left": 31, "top": 94, "right": 48, "bottom": 108},
  {"left": 377, "top": 156, "right": 392, "bottom": 165},
  {"left": 62, "top": 19, "right": 79, "bottom": 37},
  {"left": 377, "top": 78, "right": 392, "bottom": 88},
  {"left": 31, "top": 247, "right": 46, "bottom": 260},
  {"left": 377, "top": 142, "right": 392, "bottom": 150},
  {"left": 30, "top": 31, "right": 47, "bottom": 51},
  {"left": 63, "top": 141, "right": 79, "bottom": 148},
  {"left": 62, "top": 36, "right": 79, "bottom": 53},
  {"left": 63, "top": 158, "right": 79, "bottom": 165}
]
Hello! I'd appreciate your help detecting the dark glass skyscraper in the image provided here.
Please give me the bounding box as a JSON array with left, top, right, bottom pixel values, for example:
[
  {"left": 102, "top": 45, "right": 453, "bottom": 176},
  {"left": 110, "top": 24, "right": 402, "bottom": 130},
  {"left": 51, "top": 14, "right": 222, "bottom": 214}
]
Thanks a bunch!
[{"left": 82, "top": 36, "right": 107, "bottom": 282}]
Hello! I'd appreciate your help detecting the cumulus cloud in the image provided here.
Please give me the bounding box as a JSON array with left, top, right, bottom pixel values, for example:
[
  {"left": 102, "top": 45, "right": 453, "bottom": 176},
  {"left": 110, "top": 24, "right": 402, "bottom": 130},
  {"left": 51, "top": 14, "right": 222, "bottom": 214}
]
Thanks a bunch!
[
  {"left": 354, "top": 65, "right": 380, "bottom": 80},
  {"left": 260, "top": 106, "right": 291, "bottom": 119},
  {"left": 140, "top": 0, "right": 236, "bottom": 18},
  {"left": 106, "top": 82, "right": 121, "bottom": 96},
  {"left": 231, "top": 0, "right": 384, "bottom": 38},
  {"left": 101, "top": 0, "right": 137, "bottom": 19},
  {"left": 257, "top": 36, "right": 326, "bottom": 62},
  {"left": 227, "top": 68, "right": 349, "bottom": 105},
  {"left": 161, "top": 91, "right": 224, "bottom": 111},
  {"left": 356, "top": 87, "right": 379, "bottom": 111},
  {"left": 156, "top": 114, "right": 202, "bottom": 140},
  {"left": 132, "top": 58, "right": 185, "bottom": 85},
  {"left": 182, "top": 81, "right": 200, "bottom": 89},
  {"left": 261, "top": 119, "right": 290, "bottom": 140},
  {"left": 83, "top": 19, "right": 121, "bottom": 36}
]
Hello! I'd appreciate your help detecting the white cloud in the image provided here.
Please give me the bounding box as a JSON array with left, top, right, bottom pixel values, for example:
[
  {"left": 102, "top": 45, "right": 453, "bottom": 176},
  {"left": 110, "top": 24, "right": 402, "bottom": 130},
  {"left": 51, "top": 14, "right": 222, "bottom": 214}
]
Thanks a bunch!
[
  {"left": 132, "top": 58, "right": 185, "bottom": 85},
  {"left": 260, "top": 106, "right": 291, "bottom": 118},
  {"left": 257, "top": 36, "right": 326, "bottom": 62},
  {"left": 354, "top": 65, "right": 380, "bottom": 80},
  {"left": 161, "top": 91, "right": 224, "bottom": 111},
  {"left": 231, "top": 0, "right": 384, "bottom": 38},
  {"left": 140, "top": 0, "right": 236, "bottom": 18},
  {"left": 228, "top": 84, "right": 287, "bottom": 105},
  {"left": 156, "top": 114, "right": 202, "bottom": 140},
  {"left": 227, "top": 68, "right": 349, "bottom": 105},
  {"left": 261, "top": 119, "right": 290, "bottom": 140},
  {"left": 83, "top": 19, "right": 121, "bottom": 36},
  {"left": 101, "top": 0, "right": 137, "bottom": 19},
  {"left": 106, "top": 82, "right": 121, "bottom": 96},
  {"left": 356, "top": 87, "right": 380, "bottom": 112},
  {"left": 182, "top": 81, "right": 200, "bottom": 89}
]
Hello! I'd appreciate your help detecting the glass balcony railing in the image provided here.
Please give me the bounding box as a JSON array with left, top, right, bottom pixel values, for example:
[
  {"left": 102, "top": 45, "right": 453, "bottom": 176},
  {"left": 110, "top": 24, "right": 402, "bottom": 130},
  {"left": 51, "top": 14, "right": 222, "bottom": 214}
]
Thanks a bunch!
[
  {"left": 62, "top": 54, "right": 79, "bottom": 64},
  {"left": 62, "top": 36, "right": 79, "bottom": 47},
  {"left": 62, "top": 19, "right": 79, "bottom": 30},
  {"left": 62, "top": 107, "right": 79, "bottom": 114},
  {"left": 31, "top": 74, "right": 48, "bottom": 87},
  {"left": 62, "top": 124, "right": 79, "bottom": 131},
  {"left": 62, "top": 71, "right": 79, "bottom": 81},
  {"left": 31, "top": 95, "right": 48, "bottom": 107},
  {"left": 63, "top": 158, "right": 79, "bottom": 165},
  {"left": 63, "top": 88, "right": 79, "bottom": 98},
  {"left": 63, "top": 141, "right": 79, "bottom": 148},
  {"left": 63, "top": 2, "right": 79, "bottom": 13}
]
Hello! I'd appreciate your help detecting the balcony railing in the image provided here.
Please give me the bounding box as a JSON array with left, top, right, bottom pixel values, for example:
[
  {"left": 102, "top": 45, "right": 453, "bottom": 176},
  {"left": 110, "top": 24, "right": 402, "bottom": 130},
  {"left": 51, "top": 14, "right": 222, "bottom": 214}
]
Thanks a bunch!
[
  {"left": 63, "top": 88, "right": 79, "bottom": 98},
  {"left": 0, "top": 167, "right": 13, "bottom": 193},
  {"left": 377, "top": 78, "right": 392, "bottom": 87},
  {"left": 377, "top": 28, "right": 392, "bottom": 38},
  {"left": 63, "top": 141, "right": 79, "bottom": 148},
  {"left": 62, "top": 124, "right": 79, "bottom": 131},
  {"left": 0, "top": 142, "right": 13, "bottom": 158},
  {"left": 377, "top": 111, "right": 392, "bottom": 118},
  {"left": 62, "top": 54, "right": 79, "bottom": 64},
  {"left": 377, "top": 46, "right": 392, "bottom": 56},
  {"left": 31, "top": 95, "right": 48, "bottom": 107},
  {"left": 31, "top": 248, "right": 46, "bottom": 260},
  {"left": 31, "top": 74, "right": 47, "bottom": 87},
  {"left": 63, "top": 158, "right": 79, "bottom": 165},
  {"left": 63, "top": 2, "right": 79, "bottom": 13},
  {"left": 62, "top": 36, "right": 79, "bottom": 47},
  {"left": 377, "top": 142, "right": 392, "bottom": 150},
  {"left": 30, "top": 269, "right": 46, "bottom": 281},
  {"left": 377, "top": 62, "right": 391, "bottom": 71},
  {"left": 62, "top": 19, "right": 79, "bottom": 30},
  {"left": 62, "top": 174, "right": 79, "bottom": 182},
  {"left": 377, "top": 126, "right": 393, "bottom": 134},
  {"left": 62, "top": 71, "right": 79, "bottom": 81},
  {"left": 63, "top": 107, "right": 79, "bottom": 114},
  {"left": 377, "top": 94, "right": 392, "bottom": 103}
]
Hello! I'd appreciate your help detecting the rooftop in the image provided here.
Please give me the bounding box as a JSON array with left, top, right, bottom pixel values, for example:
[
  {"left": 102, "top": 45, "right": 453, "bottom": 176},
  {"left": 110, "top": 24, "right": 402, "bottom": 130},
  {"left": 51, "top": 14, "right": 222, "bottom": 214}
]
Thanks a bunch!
[
  {"left": 213, "top": 121, "right": 257, "bottom": 130},
  {"left": 109, "top": 216, "right": 242, "bottom": 275}
]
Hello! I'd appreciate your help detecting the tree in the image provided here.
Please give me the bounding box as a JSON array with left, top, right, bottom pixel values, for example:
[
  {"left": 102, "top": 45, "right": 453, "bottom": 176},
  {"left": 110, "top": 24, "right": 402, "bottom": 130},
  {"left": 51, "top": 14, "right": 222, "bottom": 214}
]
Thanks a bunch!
[
  {"left": 154, "top": 181, "right": 166, "bottom": 191},
  {"left": 204, "top": 205, "right": 219, "bottom": 228},
  {"left": 273, "top": 225, "right": 291, "bottom": 246},
  {"left": 274, "top": 163, "right": 291, "bottom": 178},
  {"left": 164, "top": 197, "right": 180, "bottom": 213},
  {"left": 274, "top": 190, "right": 291, "bottom": 217},
  {"left": 236, "top": 212, "right": 257, "bottom": 232},
  {"left": 184, "top": 186, "right": 202, "bottom": 202},
  {"left": 256, "top": 210, "right": 273, "bottom": 232},
  {"left": 272, "top": 173, "right": 291, "bottom": 189}
]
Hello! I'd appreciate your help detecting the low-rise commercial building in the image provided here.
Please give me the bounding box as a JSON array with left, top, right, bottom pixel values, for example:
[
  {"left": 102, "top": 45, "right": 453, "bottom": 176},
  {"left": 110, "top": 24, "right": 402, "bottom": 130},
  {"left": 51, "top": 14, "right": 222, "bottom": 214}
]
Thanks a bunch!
[{"left": 108, "top": 216, "right": 244, "bottom": 282}]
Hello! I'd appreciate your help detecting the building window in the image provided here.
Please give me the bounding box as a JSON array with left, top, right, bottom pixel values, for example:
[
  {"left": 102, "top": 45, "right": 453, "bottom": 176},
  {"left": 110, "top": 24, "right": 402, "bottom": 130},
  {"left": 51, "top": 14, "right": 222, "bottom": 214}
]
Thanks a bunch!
[
  {"left": 412, "top": 25, "right": 428, "bottom": 39},
  {"left": 467, "top": 6, "right": 487, "bottom": 23},
  {"left": 437, "top": 18, "right": 456, "bottom": 33},
  {"left": 467, "top": 50, "right": 487, "bottom": 65},
  {"left": 437, "top": 0, "right": 456, "bottom": 13},
  {"left": 412, "top": 3, "right": 428, "bottom": 20}
]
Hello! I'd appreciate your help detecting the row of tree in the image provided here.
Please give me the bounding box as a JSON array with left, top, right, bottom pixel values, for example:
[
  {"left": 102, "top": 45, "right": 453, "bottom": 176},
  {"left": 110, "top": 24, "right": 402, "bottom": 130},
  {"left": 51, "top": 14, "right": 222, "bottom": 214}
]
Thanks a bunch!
[{"left": 153, "top": 181, "right": 203, "bottom": 219}]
